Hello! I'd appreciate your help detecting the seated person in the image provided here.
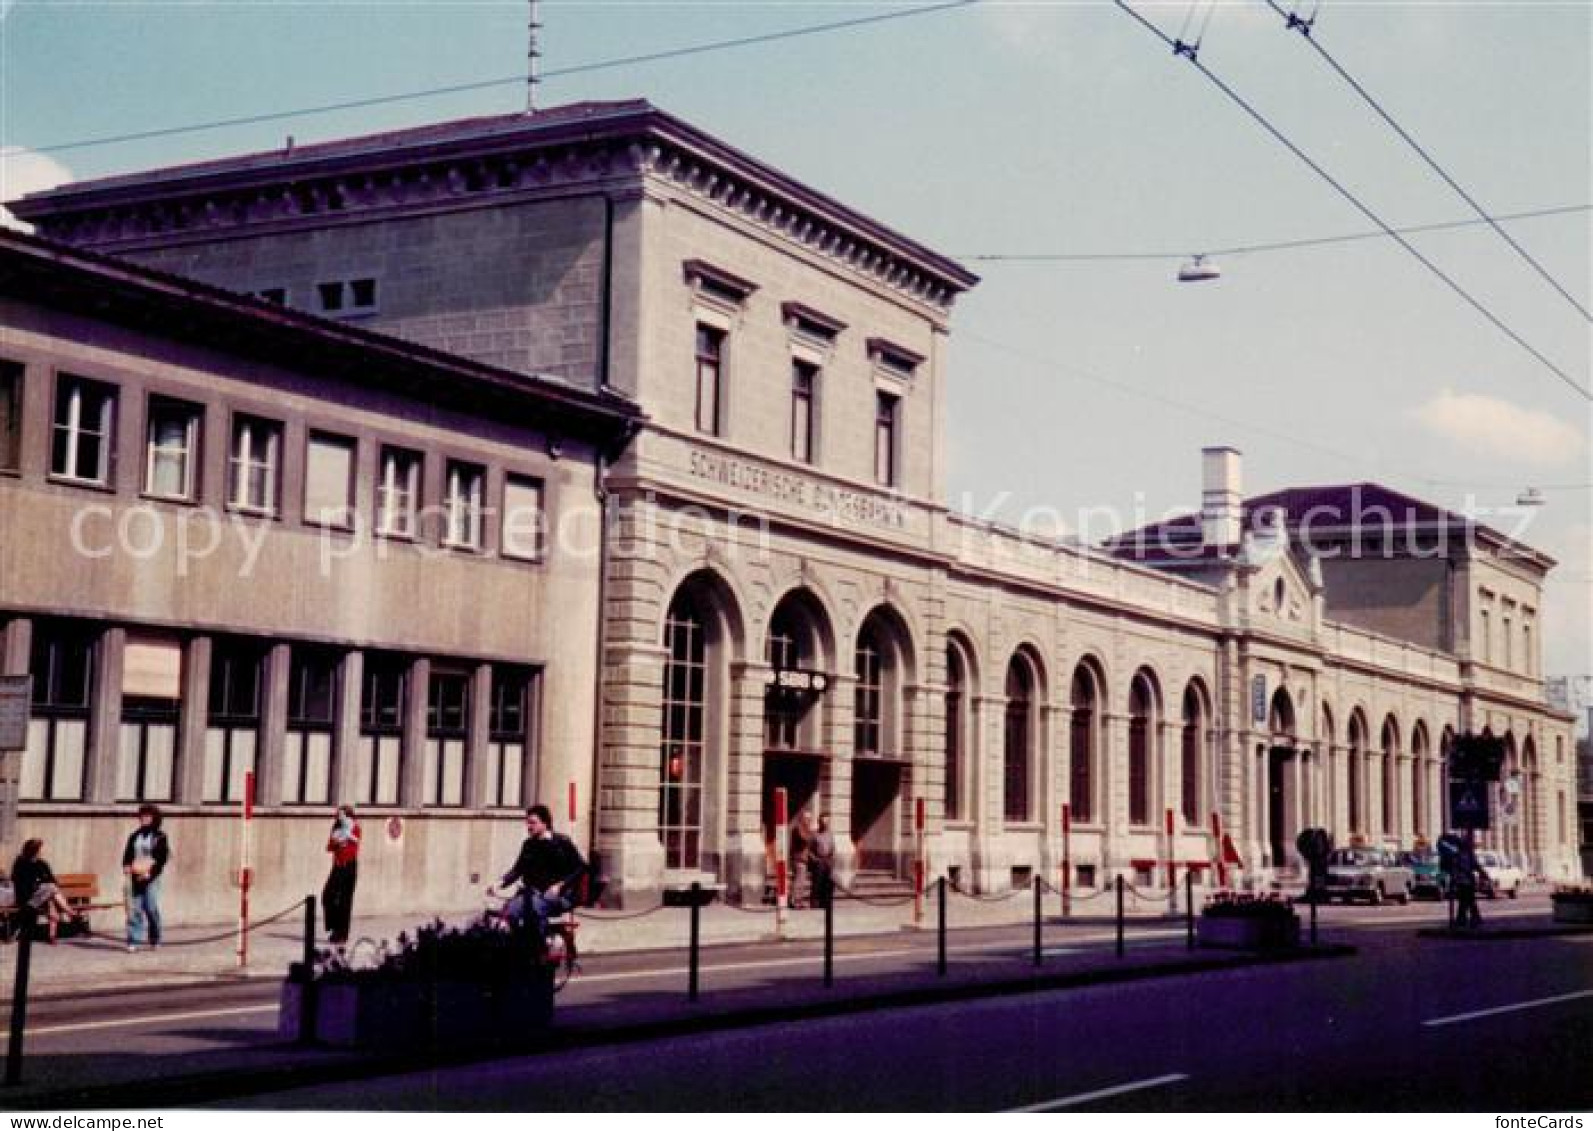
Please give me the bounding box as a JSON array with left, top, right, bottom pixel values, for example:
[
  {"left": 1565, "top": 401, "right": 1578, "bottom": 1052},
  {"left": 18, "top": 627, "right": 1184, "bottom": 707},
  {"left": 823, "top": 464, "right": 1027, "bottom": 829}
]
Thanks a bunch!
[
  {"left": 489, "top": 804, "right": 587, "bottom": 944},
  {"left": 11, "top": 838, "right": 81, "bottom": 944}
]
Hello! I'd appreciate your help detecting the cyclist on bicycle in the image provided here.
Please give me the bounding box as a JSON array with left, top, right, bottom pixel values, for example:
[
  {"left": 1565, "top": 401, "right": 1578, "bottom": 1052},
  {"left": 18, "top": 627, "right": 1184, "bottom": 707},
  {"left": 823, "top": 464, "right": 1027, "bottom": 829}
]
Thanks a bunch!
[{"left": 488, "top": 804, "right": 587, "bottom": 944}]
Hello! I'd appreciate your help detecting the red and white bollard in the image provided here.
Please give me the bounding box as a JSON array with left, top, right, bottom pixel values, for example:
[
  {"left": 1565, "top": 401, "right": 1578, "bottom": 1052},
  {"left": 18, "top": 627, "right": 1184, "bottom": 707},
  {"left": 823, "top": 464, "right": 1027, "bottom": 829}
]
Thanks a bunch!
[
  {"left": 1210, "top": 810, "right": 1227, "bottom": 889},
  {"left": 237, "top": 770, "right": 255, "bottom": 968},
  {"left": 774, "top": 787, "right": 789, "bottom": 934},
  {"left": 1165, "top": 807, "right": 1177, "bottom": 911}
]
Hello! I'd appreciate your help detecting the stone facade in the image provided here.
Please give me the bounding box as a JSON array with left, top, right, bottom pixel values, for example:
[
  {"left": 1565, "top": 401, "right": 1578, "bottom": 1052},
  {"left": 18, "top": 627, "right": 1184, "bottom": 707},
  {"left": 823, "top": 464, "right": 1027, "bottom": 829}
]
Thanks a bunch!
[{"left": 9, "top": 99, "right": 1579, "bottom": 922}]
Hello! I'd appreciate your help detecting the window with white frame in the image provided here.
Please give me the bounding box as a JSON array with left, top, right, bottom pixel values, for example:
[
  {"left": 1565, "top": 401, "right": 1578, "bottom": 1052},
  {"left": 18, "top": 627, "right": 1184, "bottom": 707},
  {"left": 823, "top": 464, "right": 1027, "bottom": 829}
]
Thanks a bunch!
[
  {"left": 144, "top": 397, "right": 202, "bottom": 501},
  {"left": 20, "top": 622, "right": 94, "bottom": 802},
  {"left": 501, "top": 474, "right": 545, "bottom": 561},
  {"left": 376, "top": 446, "right": 422, "bottom": 538},
  {"left": 51, "top": 375, "right": 116, "bottom": 486},
  {"left": 204, "top": 640, "right": 262, "bottom": 803},
  {"left": 791, "top": 361, "right": 817, "bottom": 465},
  {"left": 117, "top": 696, "right": 180, "bottom": 802},
  {"left": 444, "top": 461, "right": 485, "bottom": 550},
  {"left": 694, "top": 324, "right": 725, "bottom": 436},
  {"left": 358, "top": 654, "right": 406, "bottom": 806},
  {"left": 284, "top": 647, "right": 337, "bottom": 805},
  {"left": 486, "top": 667, "right": 532, "bottom": 808},
  {"left": 874, "top": 391, "right": 900, "bottom": 488},
  {"left": 229, "top": 415, "right": 282, "bottom": 514},
  {"left": 305, "top": 432, "right": 356, "bottom": 528},
  {"left": 423, "top": 669, "right": 470, "bottom": 807}
]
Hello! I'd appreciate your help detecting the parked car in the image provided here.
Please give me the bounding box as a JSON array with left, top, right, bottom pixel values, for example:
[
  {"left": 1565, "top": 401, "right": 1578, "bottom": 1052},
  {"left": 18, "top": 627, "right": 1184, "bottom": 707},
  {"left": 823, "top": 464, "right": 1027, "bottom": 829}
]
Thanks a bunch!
[
  {"left": 1400, "top": 850, "right": 1447, "bottom": 900},
  {"left": 1476, "top": 851, "right": 1523, "bottom": 899},
  {"left": 1324, "top": 847, "right": 1414, "bottom": 905}
]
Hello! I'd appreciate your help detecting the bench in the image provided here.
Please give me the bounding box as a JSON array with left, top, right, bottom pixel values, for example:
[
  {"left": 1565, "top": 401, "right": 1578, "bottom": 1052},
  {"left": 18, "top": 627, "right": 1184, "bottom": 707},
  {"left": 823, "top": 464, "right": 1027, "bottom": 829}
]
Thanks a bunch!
[{"left": 0, "top": 872, "right": 121, "bottom": 942}]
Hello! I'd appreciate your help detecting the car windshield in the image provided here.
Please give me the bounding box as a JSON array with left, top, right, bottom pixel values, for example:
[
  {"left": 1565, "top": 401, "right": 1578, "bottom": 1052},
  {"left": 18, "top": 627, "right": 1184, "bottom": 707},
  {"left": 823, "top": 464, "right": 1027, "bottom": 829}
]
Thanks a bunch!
[{"left": 1328, "top": 850, "right": 1379, "bottom": 867}]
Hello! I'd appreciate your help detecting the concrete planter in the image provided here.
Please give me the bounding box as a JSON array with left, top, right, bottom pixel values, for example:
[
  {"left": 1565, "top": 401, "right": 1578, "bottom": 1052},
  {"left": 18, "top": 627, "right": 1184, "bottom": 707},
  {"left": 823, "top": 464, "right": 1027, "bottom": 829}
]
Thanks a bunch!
[
  {"left": 1550, "top": 897, "right": 1593, "bottom": 925},
  {"left": 279, "top": 975, "right": 553, "bottom": 1048},
  {"left": 1197, "top": 914, "right": 1301, "bottom": 951}
]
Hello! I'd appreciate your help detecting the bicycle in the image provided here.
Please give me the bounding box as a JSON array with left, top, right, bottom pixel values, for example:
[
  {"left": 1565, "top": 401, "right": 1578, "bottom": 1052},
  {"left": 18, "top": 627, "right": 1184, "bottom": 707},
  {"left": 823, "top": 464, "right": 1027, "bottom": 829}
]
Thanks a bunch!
[{"left": 481, "top": 887, "right": 581, "bottom": 993}]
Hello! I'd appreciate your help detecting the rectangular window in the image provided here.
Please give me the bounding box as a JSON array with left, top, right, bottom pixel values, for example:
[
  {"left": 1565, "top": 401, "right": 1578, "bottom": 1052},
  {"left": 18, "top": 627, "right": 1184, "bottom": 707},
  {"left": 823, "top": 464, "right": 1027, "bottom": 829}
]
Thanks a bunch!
[
  {"left": 486, "top": 668, "right": 531, "bottom": 808},
  {"left": 1479, "top": 609, "right": 1491, "bottom": 665},
  {"left": 20, "top": 622, "right": 94, "bottom": 802},
  {"left": 229, "top": 415, "right": 282, "bottom": 514},
  {"left": 358, "top": 655, "right": 406, "bottom": 806},
  {"left": 51, "top": 375, "right": 116, "bottom": 486},
  {"left": 444, "top": 461, "right": 485, "bottom": 550},
  {"left": 255, "top": 288, "right": 287, "bottom": 306},
  {"left": 316, "top": 282, "right": 345, "bottom": 313},
  {"left": 117, "top": 696, "right": 180, "bottom": 802},
  {"left": 0, "top": 360, "right": 22, "bottom": 472},
  {"left": 791, "top": 361, "right": 817, "bottom": 465},
  {"left": 316, "top": 278, "right": 378, "bottom": 316},
  {"left": 501, "top": 474, "right": 545, "bottom": 561},
  {"left": 376, "top": 446, "right": 422, "bottom": 538},
  {"left": 203, "top": 640, "right": 262, "bottom": 803},
  {"left": 423, "top": 669, "right": 470, "bottom": 807},
  {"left": 144, "top": 397, "right": 202, "bottom": 501},
  {"left": 284, "top": 647, "right": 337, "bottom": 806},
  {"left": 694, "top": 324, "right": 724, "bottom": 436},
  {"left": 1502, "top": 616, "right": 1513, "bottom": 670},
  {"left": 874, "top": 391, "right": 899, "bottom": 488},
  {"left": 305, "top": 432, "right": 357, "bottom": 528}
]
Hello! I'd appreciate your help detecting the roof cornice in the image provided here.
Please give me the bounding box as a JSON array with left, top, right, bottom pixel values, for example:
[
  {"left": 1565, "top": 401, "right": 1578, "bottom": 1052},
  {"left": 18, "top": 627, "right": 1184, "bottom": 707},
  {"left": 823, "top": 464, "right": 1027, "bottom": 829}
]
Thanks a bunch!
[{"left": 11, "top": 102, "right": 978, "bottom": 314}]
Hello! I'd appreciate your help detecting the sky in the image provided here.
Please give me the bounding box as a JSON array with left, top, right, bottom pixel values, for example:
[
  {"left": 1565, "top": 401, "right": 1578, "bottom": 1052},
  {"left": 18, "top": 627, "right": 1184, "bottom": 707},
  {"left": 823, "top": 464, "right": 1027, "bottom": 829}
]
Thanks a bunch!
[{"left": 1, "top": 0, "right": 1589, "bottom": 696}]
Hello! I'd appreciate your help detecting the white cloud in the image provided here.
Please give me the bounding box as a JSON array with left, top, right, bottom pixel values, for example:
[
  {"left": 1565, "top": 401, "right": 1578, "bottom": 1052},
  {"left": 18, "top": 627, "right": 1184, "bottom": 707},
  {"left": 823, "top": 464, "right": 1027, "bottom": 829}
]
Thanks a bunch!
[
  {"left": 1, "top": 147, "right": 75, "bottom": 231},
  {"left": 1411, "top": 389, "right": 1587, "bottom": 469}
]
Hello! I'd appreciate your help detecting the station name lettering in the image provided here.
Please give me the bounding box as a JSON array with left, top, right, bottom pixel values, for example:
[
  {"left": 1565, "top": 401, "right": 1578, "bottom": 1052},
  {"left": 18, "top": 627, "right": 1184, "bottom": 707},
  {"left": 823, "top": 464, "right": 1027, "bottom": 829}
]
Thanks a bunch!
[{"left": 688, "top": 449, "right": 906, "bottom": 530}]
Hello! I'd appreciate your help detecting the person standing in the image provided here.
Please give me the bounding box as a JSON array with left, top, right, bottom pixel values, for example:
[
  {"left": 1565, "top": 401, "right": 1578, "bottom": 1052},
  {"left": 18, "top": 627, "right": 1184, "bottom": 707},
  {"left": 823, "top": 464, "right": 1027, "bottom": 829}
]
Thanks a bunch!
[
  {"left": 808, "top": 813, "right": 837, "bottom": 910},
  {"left": 789, "top": 809, "right": 815, "bottom": 909},
  {"left": 122, "top": 804, "right": 170, "bottom": 952},
  {"left": 1452, "top": 834, "right": 1483, "bottom": 930},
  {"left": 322, "top": 805, "right": 362, "bottom": 946}
]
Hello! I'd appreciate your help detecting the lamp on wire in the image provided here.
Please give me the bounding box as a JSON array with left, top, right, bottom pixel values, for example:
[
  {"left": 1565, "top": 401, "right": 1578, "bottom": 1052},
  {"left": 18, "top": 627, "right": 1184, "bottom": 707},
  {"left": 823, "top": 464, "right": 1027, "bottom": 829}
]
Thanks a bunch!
[{"left": 1177, "top": 254, "right": 1222, "bottom": 282}]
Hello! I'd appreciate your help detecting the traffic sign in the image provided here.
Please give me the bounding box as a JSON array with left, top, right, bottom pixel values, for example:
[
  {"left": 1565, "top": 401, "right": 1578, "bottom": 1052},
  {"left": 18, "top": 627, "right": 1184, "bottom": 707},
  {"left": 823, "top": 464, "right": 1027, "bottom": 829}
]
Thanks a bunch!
[{"left": 1449, "top": 780, "right": 1490, "bottom": 830}]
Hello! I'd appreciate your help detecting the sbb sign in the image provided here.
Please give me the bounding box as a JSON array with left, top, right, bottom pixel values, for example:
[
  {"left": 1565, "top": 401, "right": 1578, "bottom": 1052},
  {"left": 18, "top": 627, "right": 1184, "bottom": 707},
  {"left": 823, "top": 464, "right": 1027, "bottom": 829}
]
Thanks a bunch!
[{"left": 765, "top": 668, "right": 829, "bottom": 694}]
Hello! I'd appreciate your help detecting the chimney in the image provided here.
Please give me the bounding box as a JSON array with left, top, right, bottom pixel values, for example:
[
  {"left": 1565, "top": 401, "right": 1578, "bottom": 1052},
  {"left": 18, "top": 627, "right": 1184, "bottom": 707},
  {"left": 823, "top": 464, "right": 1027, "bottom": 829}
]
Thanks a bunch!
[{"left": 1201, "top": 446, "right": 1243, "bottom": 547}]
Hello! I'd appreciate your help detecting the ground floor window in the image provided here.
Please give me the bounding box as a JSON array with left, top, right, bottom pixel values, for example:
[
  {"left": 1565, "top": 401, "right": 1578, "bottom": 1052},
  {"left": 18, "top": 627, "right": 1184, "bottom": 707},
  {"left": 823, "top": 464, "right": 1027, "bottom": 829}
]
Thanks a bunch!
[
  {"left": 660, "top": 595, "right": 707, "bottom": 870},
  {"left": 486, "top": 667, "right": 532, "bottom": 809},
  {"left": 21, "top": 622, "right": 94, "bottom": 801},
  {"left": 117, "top": 697, "right": 179, "bottom": 801},
  {"left": 423, "top": 669, "right": 470, "bottom": 807},
  {"left": 359, "top": 655, "right": 407, "bottom": 806}
]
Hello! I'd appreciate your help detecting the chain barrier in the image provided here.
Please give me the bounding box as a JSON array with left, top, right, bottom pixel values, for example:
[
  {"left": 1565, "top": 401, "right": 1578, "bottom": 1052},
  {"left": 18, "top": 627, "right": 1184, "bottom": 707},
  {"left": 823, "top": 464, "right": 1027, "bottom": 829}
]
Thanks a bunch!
[
  {"left": 575, "top": 902, "right": 670, "bottom": 921},
  {"left": 834, "top": 881, "right": 919, "bottom": 908},
  {"left": 946, "top": 878, "right": 1025, "bottom": 904},
  {"left": 723, "top": 900, "right": 779, "bottom": 915},
  {"left": 142, "top": 898, "right": 308, "bottom": 949}
]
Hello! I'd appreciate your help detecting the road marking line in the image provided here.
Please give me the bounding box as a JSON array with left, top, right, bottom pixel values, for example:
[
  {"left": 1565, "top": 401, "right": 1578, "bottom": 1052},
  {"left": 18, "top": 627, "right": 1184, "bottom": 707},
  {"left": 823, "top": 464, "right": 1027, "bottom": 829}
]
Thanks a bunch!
[
  {"left": 28, "top": 1003, "right": 278, "bottom": 1037},
  {"left": 1423, "top": 989, "right": 1593, "bottom": 1028},
  {"left": 1007, "top": 1072, "right": 1190, "bottom": 1111}
]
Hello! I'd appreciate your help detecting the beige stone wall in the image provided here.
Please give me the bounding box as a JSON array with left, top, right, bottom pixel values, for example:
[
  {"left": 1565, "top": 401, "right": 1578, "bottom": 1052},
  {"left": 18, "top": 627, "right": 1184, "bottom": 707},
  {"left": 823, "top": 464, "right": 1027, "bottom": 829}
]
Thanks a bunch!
[
  {"left": 121, "top": 196, "right": 610, "bottom": 387},
  {"left": 1319, "top": 556, "right": 1449, "bottom": 651}
]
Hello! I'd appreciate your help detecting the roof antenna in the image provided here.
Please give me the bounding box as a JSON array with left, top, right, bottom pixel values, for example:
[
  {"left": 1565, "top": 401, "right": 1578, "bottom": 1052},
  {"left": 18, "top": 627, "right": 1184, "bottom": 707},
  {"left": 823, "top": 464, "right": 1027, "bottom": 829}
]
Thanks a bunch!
[{"left": 526, "top": 0, "right": 542, "bottom": 113}]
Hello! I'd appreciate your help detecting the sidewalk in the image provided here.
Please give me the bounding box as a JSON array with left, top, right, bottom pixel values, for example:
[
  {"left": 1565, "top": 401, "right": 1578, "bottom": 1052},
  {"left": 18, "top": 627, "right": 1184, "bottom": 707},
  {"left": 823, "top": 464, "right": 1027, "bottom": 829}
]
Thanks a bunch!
[{"left": 8, "top": 882, "right": 1187, "bottom": 1000}]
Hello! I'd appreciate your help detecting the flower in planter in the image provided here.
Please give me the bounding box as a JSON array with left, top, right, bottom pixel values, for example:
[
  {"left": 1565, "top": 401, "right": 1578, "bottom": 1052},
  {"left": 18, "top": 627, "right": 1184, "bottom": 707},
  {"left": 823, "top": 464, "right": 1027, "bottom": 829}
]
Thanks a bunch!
[
  {"left": 308, "top": 919, "right": 544, "bottom": 986},
  {"left": 1201, "top": 892, "right": 1298, "bottom": 920}
]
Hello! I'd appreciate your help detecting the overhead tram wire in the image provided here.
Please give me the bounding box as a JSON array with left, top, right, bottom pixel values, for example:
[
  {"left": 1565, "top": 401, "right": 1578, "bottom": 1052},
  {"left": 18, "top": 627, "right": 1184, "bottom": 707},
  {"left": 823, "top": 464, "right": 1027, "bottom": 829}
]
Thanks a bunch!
[
  {"left": 1110, "top": 0, "right": 1592, "bottom": 404},
  {"left": 958, "top": 203, "right": 1592, "bottom": 263},
  {"left": 32, "top": 1, "right": 979, "bottom": 157},
  {"left": 1262, "top": 0, "right": 1592, "bottom": 323}
]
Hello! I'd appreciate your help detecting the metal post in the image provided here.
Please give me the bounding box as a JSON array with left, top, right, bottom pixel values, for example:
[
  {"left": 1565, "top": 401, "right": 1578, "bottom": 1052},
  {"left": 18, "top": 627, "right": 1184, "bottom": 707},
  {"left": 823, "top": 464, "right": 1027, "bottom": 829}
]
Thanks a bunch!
[
  {"left": 5, "top": 914, "right": 34, "bottom": 1086},
  {"left": 823, "top": 888, "right": 834, "bottom": 988},
  {"left": 688, "top": 881, "right": 701, "bottom": 1002},
  {"left": 1185, "top": 869, "right": 1195, "bottom": 951},
  {"left": 937, "top": 876, "right": 947, "bottom": 977},
  {"left": 1115, "top": 875, "right": 1125, "bottom": 959},
  {"left": 1032, "top": 875, "right": 1042, "bottom": 968},
  {"left": 1061, "top": 803, "right": 1072, "bottom": 918},
  {"left": 297, "top": 895, "right": 317, "bottom": 1046}
]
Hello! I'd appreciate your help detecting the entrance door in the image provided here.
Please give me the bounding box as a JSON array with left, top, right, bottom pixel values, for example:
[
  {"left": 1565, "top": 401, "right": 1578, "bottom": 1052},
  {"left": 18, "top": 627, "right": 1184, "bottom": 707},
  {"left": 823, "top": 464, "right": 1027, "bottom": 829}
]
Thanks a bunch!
[
  {"left": 851, "top": 760, "right": 902, "bottom": 873},
  {"left": 1268, "top": 746, "right": 1293, "bottom": 867},
  {"left": 762, "top": 754, "right": 822, "bottom": 847}
]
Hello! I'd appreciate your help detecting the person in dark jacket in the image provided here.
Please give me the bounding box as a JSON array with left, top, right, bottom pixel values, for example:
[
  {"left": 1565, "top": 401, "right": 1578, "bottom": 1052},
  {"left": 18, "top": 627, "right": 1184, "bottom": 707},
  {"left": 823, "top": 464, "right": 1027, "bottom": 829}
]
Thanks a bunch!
[
  {"left": 122, "top": 804, "right": 170, "bottom": 952},
  {"left": 489, "top": 804, "right": 586, "bottom": 941},
  {"left": 322, "top": 805, "right": 361, "bottom": 946},
  {"left": 11, "top": 839, "right": 80, "bottom": 943}
]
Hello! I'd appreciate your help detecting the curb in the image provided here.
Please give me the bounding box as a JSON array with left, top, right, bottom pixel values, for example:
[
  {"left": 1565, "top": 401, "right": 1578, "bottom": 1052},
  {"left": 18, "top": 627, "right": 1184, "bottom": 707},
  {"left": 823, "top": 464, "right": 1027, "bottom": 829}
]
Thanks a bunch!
[
  {"left": 7, "top": 943, "right": 1355, "bottom": 1110},
  {"left": 1416, "top": 924, "right": 1593, "bottom": 941}
]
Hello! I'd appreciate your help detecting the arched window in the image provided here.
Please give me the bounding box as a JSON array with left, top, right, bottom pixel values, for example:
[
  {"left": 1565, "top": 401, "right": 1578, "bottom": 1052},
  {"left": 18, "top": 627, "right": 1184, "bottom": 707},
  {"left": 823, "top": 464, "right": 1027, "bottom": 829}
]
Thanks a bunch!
[
  {"left": 945, "top": 638, "right": 970, "bottom": 821},
  {"left": 1381, "top": 716, "right": 1400, "bottom": 837},
  {"left": 1129, "top": 674, "right": 1156, "bottom": 826},
  {"left": 1411, "top": 724, "right": 1429, "bottom": 837},
  {"left": 854, "top": 620, "right": 885, "bottom": 756},
  {"left": 1181, "top": 684, "right": 1205, "bottom": 826},
  {"left": 1004, "top": 653, "right": 1036, "bottom": 823},
  {"left": 1069, "top": 665, "right": 1097, "bottom": 823},
  {"left": 660, "top": 588, "right": 709, "bottom": 871},
  {"left": 1347, "top": 713, "right": 1366, "bottom": 833}
]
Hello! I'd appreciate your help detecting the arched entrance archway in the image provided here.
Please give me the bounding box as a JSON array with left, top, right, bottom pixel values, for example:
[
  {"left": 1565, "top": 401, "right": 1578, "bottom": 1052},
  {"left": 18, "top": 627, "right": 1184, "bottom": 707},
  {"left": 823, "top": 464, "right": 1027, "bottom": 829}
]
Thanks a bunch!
[
  {"left": 851, "top": 606, "right": 914, "bottom": 873},
  {"left": 761, "top": 589, "right": 835, "bottom": 856},
  {"left": 1266, "top": 688, "right": 1299, "bottom": 867}
]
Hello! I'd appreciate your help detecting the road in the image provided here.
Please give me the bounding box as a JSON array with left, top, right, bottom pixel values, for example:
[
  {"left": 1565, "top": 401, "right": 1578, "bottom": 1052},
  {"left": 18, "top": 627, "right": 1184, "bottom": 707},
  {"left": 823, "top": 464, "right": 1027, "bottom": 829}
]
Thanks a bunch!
[{"left": 9, "top": 896, "right": 1589, "bottom": 1110}]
